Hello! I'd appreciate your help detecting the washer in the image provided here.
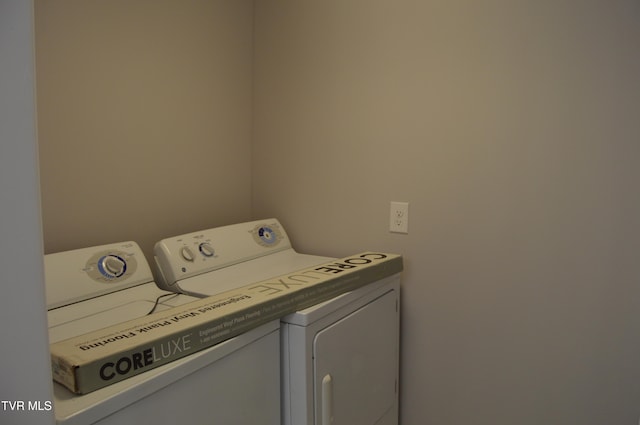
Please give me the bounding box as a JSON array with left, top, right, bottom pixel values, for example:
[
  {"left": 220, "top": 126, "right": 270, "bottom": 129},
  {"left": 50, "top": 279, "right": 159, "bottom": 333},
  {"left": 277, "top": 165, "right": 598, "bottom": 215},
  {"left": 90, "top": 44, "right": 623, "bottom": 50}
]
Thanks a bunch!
[
  {"left": 46, "top": 241, "right": 280, "bottom": 425},
  {"left": 154, "top": 219, "right": 401, "bottom": 425}
]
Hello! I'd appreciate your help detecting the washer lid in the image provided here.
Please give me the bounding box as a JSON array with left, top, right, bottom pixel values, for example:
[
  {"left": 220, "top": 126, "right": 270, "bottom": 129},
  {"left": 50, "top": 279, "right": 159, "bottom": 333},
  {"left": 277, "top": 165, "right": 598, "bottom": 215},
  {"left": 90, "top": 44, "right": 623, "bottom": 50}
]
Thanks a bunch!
[{"left": 47, "top": 283, "right": 195, "bottom": 343}]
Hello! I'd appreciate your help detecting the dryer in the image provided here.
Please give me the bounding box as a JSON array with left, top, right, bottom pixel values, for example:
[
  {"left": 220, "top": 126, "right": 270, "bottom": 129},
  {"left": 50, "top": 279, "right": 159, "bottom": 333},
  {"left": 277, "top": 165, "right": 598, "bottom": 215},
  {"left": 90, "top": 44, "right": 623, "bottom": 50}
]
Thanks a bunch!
[
  {"left": 46, "top": 241, "right": 280, "bottom": 425},
  {"left": 154, "top": 219, "right": 401, "bottom": 425}
]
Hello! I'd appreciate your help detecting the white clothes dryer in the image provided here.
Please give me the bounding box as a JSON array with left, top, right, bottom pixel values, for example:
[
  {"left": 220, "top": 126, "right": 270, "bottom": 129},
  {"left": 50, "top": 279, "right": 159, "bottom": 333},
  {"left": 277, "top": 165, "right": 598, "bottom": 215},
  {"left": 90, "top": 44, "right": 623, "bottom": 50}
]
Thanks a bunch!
[
  {"left": 154, "top": 219, "right": 401, "bottom": 425},
  {"left": 46, "top": 241, "right": 280, "bottom": 425}
]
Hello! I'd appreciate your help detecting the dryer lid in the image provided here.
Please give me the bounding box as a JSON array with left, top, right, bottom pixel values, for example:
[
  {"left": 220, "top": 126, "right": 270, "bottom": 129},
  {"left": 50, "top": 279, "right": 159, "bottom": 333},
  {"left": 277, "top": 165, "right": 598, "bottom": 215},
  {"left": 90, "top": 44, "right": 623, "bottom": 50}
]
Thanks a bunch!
[{"left": 174, "top": 249, "right": 333, "bottom": 297}]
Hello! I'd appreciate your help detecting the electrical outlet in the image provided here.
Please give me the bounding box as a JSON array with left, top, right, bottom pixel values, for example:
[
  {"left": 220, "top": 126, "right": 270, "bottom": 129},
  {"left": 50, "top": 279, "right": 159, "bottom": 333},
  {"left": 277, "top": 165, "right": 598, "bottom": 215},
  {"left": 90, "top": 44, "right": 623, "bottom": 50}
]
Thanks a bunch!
[{"left": 389, "top": 201, "right": 409, "bottom": 234}]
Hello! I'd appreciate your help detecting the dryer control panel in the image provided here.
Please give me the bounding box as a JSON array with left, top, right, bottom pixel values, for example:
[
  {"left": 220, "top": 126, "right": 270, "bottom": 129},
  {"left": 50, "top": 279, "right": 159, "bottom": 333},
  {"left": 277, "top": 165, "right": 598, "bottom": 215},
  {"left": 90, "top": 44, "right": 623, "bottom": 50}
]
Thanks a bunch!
[
  {"left": 153, "top": 218, "right": 292, "bottom": 290},
  {"left": 45, "top": 241, "right": 154, "bottom": 310}
]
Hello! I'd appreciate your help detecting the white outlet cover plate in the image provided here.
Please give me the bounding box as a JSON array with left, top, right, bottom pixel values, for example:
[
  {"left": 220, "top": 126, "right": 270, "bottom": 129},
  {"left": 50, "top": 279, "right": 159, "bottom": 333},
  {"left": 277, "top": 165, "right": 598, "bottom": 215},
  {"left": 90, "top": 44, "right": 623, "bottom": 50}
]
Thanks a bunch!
[{"left": 389, "top": 201, "right": 409, "bottom": 234}]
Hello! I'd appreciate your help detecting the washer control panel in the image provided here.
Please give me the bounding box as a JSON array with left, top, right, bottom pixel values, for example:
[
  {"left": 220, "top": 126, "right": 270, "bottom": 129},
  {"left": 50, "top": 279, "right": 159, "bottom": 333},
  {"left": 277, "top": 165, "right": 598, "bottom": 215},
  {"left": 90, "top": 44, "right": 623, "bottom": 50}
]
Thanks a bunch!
[
  {"left": 45, "top": 241, "right": 154, "bottom": 310},
  {"left": 154, "top": 218, "right": 292, "bottom": 290},
  {"left": 84, "top": 249, "right": 138, "bottom": 283}
]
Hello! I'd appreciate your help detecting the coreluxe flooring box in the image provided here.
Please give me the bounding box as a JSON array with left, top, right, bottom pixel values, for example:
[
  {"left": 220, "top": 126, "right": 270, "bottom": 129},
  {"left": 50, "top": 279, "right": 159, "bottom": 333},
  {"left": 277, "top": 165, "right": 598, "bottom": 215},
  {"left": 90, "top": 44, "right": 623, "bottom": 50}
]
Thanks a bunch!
[{"left": 50, "top": 252, "right": 402, "bottom": 394}]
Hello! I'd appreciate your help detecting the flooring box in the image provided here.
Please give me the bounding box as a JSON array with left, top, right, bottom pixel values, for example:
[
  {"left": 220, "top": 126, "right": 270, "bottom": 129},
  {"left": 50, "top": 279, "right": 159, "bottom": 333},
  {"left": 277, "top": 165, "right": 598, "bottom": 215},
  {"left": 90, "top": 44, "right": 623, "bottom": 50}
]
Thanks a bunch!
[{"left": 50, "top": 252, "right": 403, "bottom": 394}]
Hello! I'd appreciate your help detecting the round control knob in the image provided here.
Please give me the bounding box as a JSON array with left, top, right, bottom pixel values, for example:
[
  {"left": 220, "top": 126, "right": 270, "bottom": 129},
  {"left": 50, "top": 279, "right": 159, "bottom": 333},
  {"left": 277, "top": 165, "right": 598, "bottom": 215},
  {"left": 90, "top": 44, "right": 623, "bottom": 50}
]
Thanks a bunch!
[
  {"left": 180, "top": 246, "right": 195, "bottom": 262},
  {"left": 199, "top": 242, "right": 215, "bottom": 257},
  {"left": 258, "top": 226, "right": 276, "bottom": 244},
  {"left": 98, "top": 255, "right": 127, "bottom": 278}
]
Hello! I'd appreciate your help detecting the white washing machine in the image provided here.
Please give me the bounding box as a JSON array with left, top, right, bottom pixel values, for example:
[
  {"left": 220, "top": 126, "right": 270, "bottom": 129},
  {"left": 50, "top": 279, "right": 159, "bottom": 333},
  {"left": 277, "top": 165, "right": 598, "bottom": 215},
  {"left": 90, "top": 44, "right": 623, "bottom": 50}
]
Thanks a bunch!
[
  {"left": 154, "top": 219, "right": 401, "bottom": 425},
  {"left": 46, "top": 241, "right": 280, "bottom": 425}
]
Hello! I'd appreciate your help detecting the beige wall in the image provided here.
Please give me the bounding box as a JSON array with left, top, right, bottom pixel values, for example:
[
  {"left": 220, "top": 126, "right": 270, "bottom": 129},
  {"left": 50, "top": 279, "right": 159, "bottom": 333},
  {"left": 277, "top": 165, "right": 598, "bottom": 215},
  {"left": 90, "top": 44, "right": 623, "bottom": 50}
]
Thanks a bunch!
[
  {"left": 253, "top": 1, "right": 640, "bottom": 424},
  {"left": 35, "top": 0, "right": 254, "bottom": 259},
  {"left": 33, "top": 1, "right": 640, "bottom": 424}
]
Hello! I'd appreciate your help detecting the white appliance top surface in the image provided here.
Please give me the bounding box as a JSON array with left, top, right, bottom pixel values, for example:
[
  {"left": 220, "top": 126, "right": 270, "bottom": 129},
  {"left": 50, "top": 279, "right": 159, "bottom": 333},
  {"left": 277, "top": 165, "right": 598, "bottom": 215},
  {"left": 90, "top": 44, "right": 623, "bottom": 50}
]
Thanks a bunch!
[
  {"left": 47, "top": 259, "right": 280, "bottom": 424},
  {"left": 176, "top": 248, "right": 334, "bottom": 297},
  {"left": 175, "top": 248, "right": 400, "bottom": 326},
  {"left": 47, "top": 282, "right": 196, "bottom": 343}
]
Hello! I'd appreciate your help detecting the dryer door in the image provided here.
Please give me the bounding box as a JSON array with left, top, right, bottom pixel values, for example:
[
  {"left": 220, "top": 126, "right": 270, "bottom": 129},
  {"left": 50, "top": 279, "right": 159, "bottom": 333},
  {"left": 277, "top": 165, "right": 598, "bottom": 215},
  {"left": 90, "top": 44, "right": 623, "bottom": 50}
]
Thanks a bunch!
[{"left": 313, "top": 290, "right": 398, "bottom": 425}]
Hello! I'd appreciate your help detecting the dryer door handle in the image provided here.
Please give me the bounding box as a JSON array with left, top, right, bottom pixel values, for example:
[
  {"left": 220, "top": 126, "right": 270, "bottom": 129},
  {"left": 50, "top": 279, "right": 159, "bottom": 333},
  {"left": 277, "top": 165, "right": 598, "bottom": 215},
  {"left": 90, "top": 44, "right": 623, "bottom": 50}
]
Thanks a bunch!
[{"left": 322, "top": 374, "right": 334, "bottom": 425}]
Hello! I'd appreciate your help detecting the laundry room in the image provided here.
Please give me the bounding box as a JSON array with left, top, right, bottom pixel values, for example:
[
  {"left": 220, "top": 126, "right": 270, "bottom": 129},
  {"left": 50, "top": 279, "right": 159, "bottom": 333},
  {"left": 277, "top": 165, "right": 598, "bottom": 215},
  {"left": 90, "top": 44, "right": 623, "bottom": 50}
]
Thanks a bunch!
[{"left": 2, "top": 1, "right": 640, "bottom": 425}]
